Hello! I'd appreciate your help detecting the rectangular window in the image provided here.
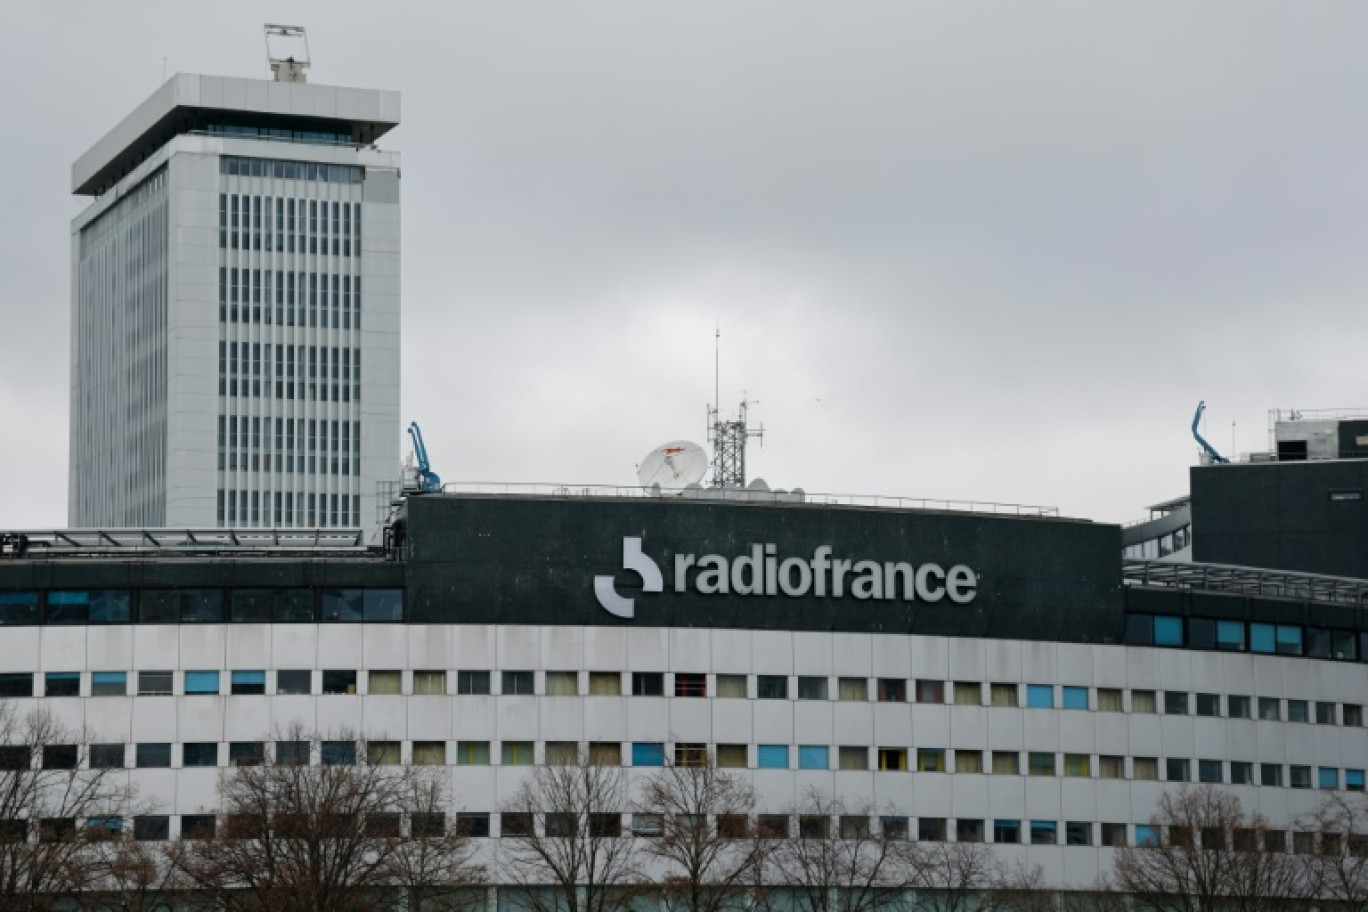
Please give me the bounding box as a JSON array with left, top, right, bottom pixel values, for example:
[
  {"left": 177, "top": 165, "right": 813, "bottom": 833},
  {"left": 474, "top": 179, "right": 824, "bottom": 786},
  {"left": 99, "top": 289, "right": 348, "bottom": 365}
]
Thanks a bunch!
[
  {"left": 1153, "top": 616, "right": 1185, "bottom": 647},
  {"left": 365, "top": 670, "right": 401, "bottom": 695},
  {"left": 1099, "top": 755, "right": 1124, "bottom": 779},
  {"left": 1028, "top": 752, "right": 1055, "bottom": 777},
  {"left": 632, "top": 743, "right": 665, "bottom": 767},
  {"left": 877, "top": 748, "right": 907, "bottom": 771},
  {"left": 1196, "top": 693, "right": 1220, "bottom": 717},
  {"left": 674, "top": 743, "right": 706, "bottom": 767},
  {"left": 501, "top": 813, "right": 533, "bottom": 838},
  {"left": 1199, "top": 760, "right": 1223, "bottom": 783},
  {"left": 184, "top": 671, "right": 221, "bottom": 696},
  {"left": 183, "top": 743, "right": 218, "bottom": 767},
  {"left": 276, "top": 741, "right": 309, "bottom": 766},
  {"left": 955, "top": 751, "right": 982, "bottom": 774},
  {"left": 1136, "top": 825, "right": 1159, "bottom": 847},
  {"left": 1216, "top": 620, "right": 1246, "bottom": 651},
  {"left": 1165, "top": 692, "right": 1189, "bottom": 715},
  {"left": 0, "top": 674, "right": 33, "bottom": 698},
  {"left": 917, "top": 749, "right": 945, "bottom": 773},
  {"left": 1346, "top": 769, "right": 1365, "bottom": 792},
  {"left": 757, "top": 675, "right": 789, "bottom": 699},
  {"left": 231, "top": 671, "right": 266, "bottom": 696},
  {"left": 413, "top": 742, "right": 445, "bottom": 766},
  {"left": 1063, "top": 754, "right": 1090, "bottom": 778},
  {"left": 1133, "top": 758, "right": 1159, "bottom": 780},
  {"left": 320, "top": 588, "right": 402, "bottom": 622},
  {"left": 501, "top": 741, "right": 533, "bottom": 766},
  {"left": 545, "top": 671, "right": 578, "bottom": 696},
  {"left": 1319, "top": 767, "right": 1341, "bottom": 789},
  {"left": 957, "top": 819, "right": 984, "bottom": 843},
  {"left": 1261, "top": 764, "right": 1283, "bottom": 787},
  {"left": 631, "top": 672, "right": 664, "bottom": 696},
  {"left": 1061, "top": 686, "right": 1089, "bottom": 710},
  {"left": 413, "top": 671, "right": 446, "bottom": 695},
  {"left": 953, "top": 681, "right": 981, "bottom": 705},
  {"left": 798, "top": 746, "right": 829, "bottom": 770},
  {"left": 839, "top": 746, "right": 868, "bottom": 770},
  {"left": 673, "top": 673, "right": 706, "bottom": 698},
  {"left": 368, "top": 742, "right": 400, "bottom": 766},
  {"left": 546, "top": 742, "right": 577, "bottom": 765},
  {"left": 1227, "top": 695, "right": 1251, "bottom": 718},
  {"left": 992, "top": 751, "right": 1019, "bottom": 775},
  {"left": 1026, "top": 684, "right": 1053, "bottom": 708},
  {"left": 321, "top": 671, "right": 356, "bottom": 695},
  {"left": 229, "top": 743, "right": 264, "bottom": 767},
  {"left": 1132, "top": 690, "right": 1157, "bottom": 713},
  {"left": 136, "top": 743, "right": 171, "bottom": 769},
  {"left": 1288, "top": 700, "right": 1310, "bottom": 723},
  {"left": 1290, "top": 765, "right": 1312, "bottom": 789},
  {"left": 589, "top": 742, "right": 621, "bottom": 766},
  {"left": 456, "top": 742, "right": 490, "bottom": 766},
  {"left": 917, "top": 818, "right": 945, "bottom": 841},
  {"left": 715, "top": 674, "right": 746, "bottom": 698},
  {"left": 837, "top": 677, "right": 867, "bottom": 701},
  {"left": 588, "top": 672, "right": 622, "bottom": 695},
  {"left": 1316, "top": 702, "right": 1336, "bottom": 725},
  {"left": 1258, "top": 697, "right": 1281, "bottom": 721},
  {"left": 0, "top": 591, "right": 38, "bottom": 626},
  {"left": 457, "top": 671, "right": 490, "bottom": 695},
  {"left": 1030, "top": 820, "right": 1057, "bottom": 846},
  {"left": 916, "top": 679, "right": 945, "bottom": 703},
  {"left": 717, "top": 744, "right": 748, "bottom": 768},
  {"left": 994, "top": 819, "right": 1021, "bottom": 844},
  {"left": 1101, "top": 823, "right": 1127, "bottom": 847},
  {"left": 90, "top": 744, "right": 125, "bottom": 769},
  {"left": 877, "top": 679, "right": 906, "bottom": 702},
  {"left": 320, "top": 741, "right": 355, "bottom": 766},
  {"left": 136, "top": 671, "right": 172, "bottom": 696},
  {"left": 1066, "top": 821, "right": 1092, "bottom": 846},
  {"left": 1097, "top": 688, "right": 1123, "bottom": 712},
  {"left": 44, "top": 672, "right": 79, "bottom": 697},
  {"left": 47, "top": 590, "right": 132, "bottom": 624},
  {"left": 990, "top": 683, "right": 1018, "bottom": 707},
  {"left": 757, "top": 745, "right": 789, "bottom": 769},
  {"left": 276, "top": 670, "right": 312, "bottom": 695},
  {"left": 91, "top": 672, "right": 128, "bottom": 697},
  {"left": 1230, "top": 762, "right": 1254, "bottom": 785},
  {"left": 1167, "top": 759, "right": 1190, "bottom": 782}
]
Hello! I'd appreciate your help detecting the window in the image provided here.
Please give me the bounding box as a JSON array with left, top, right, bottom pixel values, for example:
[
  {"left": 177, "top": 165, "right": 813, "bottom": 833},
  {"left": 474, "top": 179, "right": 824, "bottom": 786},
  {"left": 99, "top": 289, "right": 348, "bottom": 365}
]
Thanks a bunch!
[
  {"left": 799, "top": 816, "right": 829, "bottom": 839},
  {"left": 1099, "top": 755, "right": 1124, "bottom": 779},
  {"left": 1133, "top": 758, "right": 1159, "bottom": 781},
  {"left": 1101, "top": 823, "right": 1127, "bottom": 847},
  {"left": 674, "top": 673, "right": 706, "bottom": 698},
  {"left": 1346, "top": 769, "right": 1365, "bottom": 792},
  {"left": 139, "top": 589, "right": 218, "bottom": 624},
  {"left": 917, "top": 749, "right": 945, "bottom": 773},
  {"left": 546, "top": 742, "right": 578, "bottom": 765},
  {"left": 1230, "top": 762, "right": 1254, "bottom": 785},
  {"left": 181, "top": 815, "right": 216, "bottom": 839},
  {"left": 502, "top": 671, "right": 534, "bottom": 695},
  {"left": 957, "top": 819, "right": 984, "bottom": 843},
  {"left": 232, "top": 670, "right": 267, "bottom": 696},
  {"left": 1288, "top": 700, "right": 1310, "bottom": 723},
  {"left": 877, "top": 679, "right": 906, "bottom": 702},
  {"left": 413, "top": 671, "right": 446, "bottom": 695},
  {"left": 413, "top": 813, "right": 445, "bottom": 839},
  {"left": 1030, "top": 820, "right": 1057, "bottom": 845},
  {"left": 1097, "top": 688, "right": 1123, "bottom": 712},
  {"left": 877, "top": 748, "right": 907, "bottom": 771},
  {"left": 413, "top": 742, "right": 445, "bottom": 766},
  {"left": 229, "top": 743, "right": 264, "bottom": 767},
  {"left": 43, "top": 746, "right": 76, "bottom": 770},
  {"left": 717, "top": 744, "right": 748, "bottom": 768},
  {"left": 367, "top": 670, "right": 401, "bottom": 695},
  {"left": 452, "top": 813, "right": 489, "bottom": 838},
  {"left": 992, "top": 752, "right": 1019, "bottom": 775},
  {"left": 456, "top": 742, "right": 490, "bottom": 766},
  {"left": 0, "top": 591, "right": 38, "bottom": 625},
  {"left": 321, "top": 671, "right": 355, "bottom": 695},
  {"left": 1316, "top": 702, "right": 1336, "bottom": 725},
  {"left": 1199, "top": 760, "right": 1223, "bottom": 783},
  {"left": 797, "top": 676, "right": 828, "bottom": 700},
  {"left": 1258, "top": 698, "right": 1281, "bottom": 721},
  {"left": 320, "top": 588, "right": 402, "bottom": 622},
  {"left": 798, "top": 746, "right": 829, "bottom": 770},
  {"left": 1164, "top": 692, "right": 1189, "bottom": 715},
  {"left": 369, "top": 814, "right": 401, "bottom": 838},
  {"left": 990, "top": 683, "right": 1018, "bottom": 707},
  {"left": 632, "top": 814, "right": 664, "bottom": 837},
  {"left": 1061, "top": 686, "right": 1088, "bottom": 710},
  {"left": 840, "top": 816, "right": 871, "bottom": 839},
  {"left": 501, "top": 741, "right": 533, "bottom": 766},
  {"left": 675, "top": 743, "right": 707, "bottom": 767},
  {"left": 953, "top": 682, "right": 981, "bottom": 705},
  {"left": 589, "top": 742, "right": 621, "bottom": 766},
  {"left": 993, "top": 819, "right": 1021, "bottom": 844},
  {"left": 1194, "top": 693, "right": 1220, "bottom": 717},
  {"left": 91, "top": 672, "right": 128, "bottom": 697},
  {"left": 1166, "top": 759, "right": 1190, "bottom": 782},
  {"left": 276, "top": 741, "right": 309, "bottom": 766},
  {"left": 717, "top": 814, "right": 749, "bottom": 838},
  {"left": 229, "top": 588, "right": 313, "bottom": 622},
  {"left": 631, "top": 672, "right": 664, "bottom": 696},
  {"left": 917, "top": 818, "right": 945, "bottom": 841},
  {"left": 588, "top": 672, "right": 621, "bottom": 695},
  {"left": 457, "top": 671, "right": 490, "bottom": 694},
  {"left": 1216, "top": 620, "right": 1246, "bottom": 651},
  {"left": 90, "top": 744, "right": 125, "bottom": 769},
  {"left": 1066, "top": 821, "right": 1092, "bottom": 846},
  {"left": 368, "top": 742, "right": 400, "bottom": 766},
  {"left": 1292, "top": 831, "right": 1316, "bottom": 854},
  {"left": 137, "top": 671, "right": 172, "bottom": 696},
  {"left": 1131, "top": 690, "right": 1157, "bottom": 713},
  {"left": 1319, "top": 767, "right": 1339, "bottom": 789},
  {"left": 276, "top": 670, "right": 312, "bottom": 695},
  {"left": 47, "top": 590, "right": 132, "bottom": 624},
  {"left": 757, "top": 676, "right": 788, "bottom": 699},
  {"left": 1261, "top": 764, "right": 1283, "bottom": 787},
  {"left": 715, "top": 674, "right": 746, "bottom": 698},
  {"left": 1026, "top": 685, "right": 1053, "bottom": 709},
  {"left": 757, "top": 815, "right": 788, "bottom": 839},
  {"left": 1064, "top": 754, "right": 1090, "bottom": 778},
  {"left": 916, "top": 679, "right": 944, "bottom": 703},
  {"left": 44, "top": 672, "right": 79, "bottom": 697},
  {"left": 955, "top": 751, "right": 982, "bottom": 774},
  {"left": 632, "top": 743, "right": 665, "bottom": 767},
  {"left": 546, "top": 671, "right": 579, "bottom": 696},
  {"left": 136, "top": 743, "right": 171, "bottom": 769},
  {"left": 0, "top": 674, "right": 33, "bottom": 699},
  {"left": 183, "top": 743, "right": 218, "bottom": 767},
  {"left": 758, "top": 745, "right": 789, "bottom": 769},
  {"left": 1028, "top": 753, "right": 1055, "bottom": 777},
  {"left": 838, "top": 677, "right": 867, "bottom": 701},
  {"left": 501, "top": 813, "right": 533, "bottom": 837},
  {"left": 1153, "top": 616, "right": 1184, "bottom": 647},
  {"left": 1228, "top": 695, "right": 1251, "bottom": 719},
  {"left": 1136, "top": 825, "right": 1159, "bottom": 847},
  {"left": 1345, "top": 705, "right": 1364, "bottom": 727},
  {"left": 321, "top": 742, "right": 356, "bottom": 766}
]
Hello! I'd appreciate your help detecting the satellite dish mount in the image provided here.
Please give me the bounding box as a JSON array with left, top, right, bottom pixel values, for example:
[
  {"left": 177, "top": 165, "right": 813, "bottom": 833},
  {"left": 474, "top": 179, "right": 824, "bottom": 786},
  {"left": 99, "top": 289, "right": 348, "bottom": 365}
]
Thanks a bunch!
[{"left": 264, "top": 24, "right": 311, "bottom": 83}]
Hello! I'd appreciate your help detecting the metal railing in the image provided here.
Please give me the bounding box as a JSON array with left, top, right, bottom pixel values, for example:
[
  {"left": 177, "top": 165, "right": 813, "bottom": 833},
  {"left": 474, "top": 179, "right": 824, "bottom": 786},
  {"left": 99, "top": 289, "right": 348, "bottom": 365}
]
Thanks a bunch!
[
  {"left": 433, "top": 482, "right": 1060, "bottom": 518},
  {"left": 0, "top": 528, "right": 369, "bottom": 559},
  {"left": 1123, "top": 559, "right": 1368, "bottom": 607}
]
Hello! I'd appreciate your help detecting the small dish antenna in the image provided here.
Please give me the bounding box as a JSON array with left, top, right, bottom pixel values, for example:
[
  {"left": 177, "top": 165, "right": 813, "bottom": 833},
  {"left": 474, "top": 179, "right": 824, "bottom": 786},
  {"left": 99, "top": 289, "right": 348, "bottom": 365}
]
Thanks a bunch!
[{"left": 638, "top": 441, "right": 708, "bottom": 490}]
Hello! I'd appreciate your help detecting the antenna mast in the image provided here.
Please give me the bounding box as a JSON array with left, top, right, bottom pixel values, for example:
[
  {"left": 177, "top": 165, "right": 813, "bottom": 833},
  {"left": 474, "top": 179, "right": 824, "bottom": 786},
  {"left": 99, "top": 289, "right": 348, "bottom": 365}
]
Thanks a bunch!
[
  {"left": 264, "top": 24, "right": 311, "bottom": 83},
  {"left": 707, "top": 328, "right": 764, "bottom": 488}
]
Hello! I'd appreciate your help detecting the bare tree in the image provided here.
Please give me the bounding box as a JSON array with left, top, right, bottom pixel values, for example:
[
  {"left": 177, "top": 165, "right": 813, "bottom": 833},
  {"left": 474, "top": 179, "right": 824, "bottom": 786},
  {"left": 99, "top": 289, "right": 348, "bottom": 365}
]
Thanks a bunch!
[
  {"left": 762, "top": 789, "right": 906, "bottom": 912},
  {"left": 983, "top": 861, "right": 1054, "bottom": 912},
  {"left": 499, "top": 747, "right": 640, "bottom": 912},
  {"left": 172, "top": 725, "right": 480, "bottom": 912},
  {"left": 74, "top": 832, "right": 184, "bottom": 912},
  {"left": 383, "top": 769, "right": 487, "bottom": 912},
  {"left": 1108, "top": 785, "right": 1308, "bottom": 912},
  {"left": 635, "top": 754, "right": 766, "bottom": 912},
  {"left": 1299, "top": 792, "right": 1368, "bottom": 912},
  {"left": 0, "top": 704, "right": 139, "bottom": 912},
  {"left": 900, "top": 839, "right": 998, "bottom": 912}
]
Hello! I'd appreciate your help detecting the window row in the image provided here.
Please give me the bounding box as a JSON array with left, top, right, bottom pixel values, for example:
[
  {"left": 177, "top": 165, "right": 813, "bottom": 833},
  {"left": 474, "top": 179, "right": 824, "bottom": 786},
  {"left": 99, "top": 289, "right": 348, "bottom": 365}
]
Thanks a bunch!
[
  {"left": 217, "top": 490, "right": 361, "bottom": 528},
  {"left": 12, "top": 739, "right": 1365, "bottom": 792},
  {"left": 218, "top": 193, "right": 362, "bottom": 257},
  {"left": 218, "top": 268, "right": 362, "bottom": 331},
  {"left": 0, "top": 588, "right": 401, "bottom": 627},
  {"left": 218, "top": 413, "right": 362, "bottom": 475},
  {"left": 1127, "top": 613, "right": 1364, "bottom": 663},
  {"left": 1122, "top": 523, "right": 1190, "bottom": 561},
  {"left": 219, "top": 155, "right": 361, "bottom": 179}
]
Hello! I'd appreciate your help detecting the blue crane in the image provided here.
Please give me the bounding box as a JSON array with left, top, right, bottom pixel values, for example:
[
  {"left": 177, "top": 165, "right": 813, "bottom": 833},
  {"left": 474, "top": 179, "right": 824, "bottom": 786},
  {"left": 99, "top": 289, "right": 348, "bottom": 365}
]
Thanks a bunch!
[
  {"left": 407, "top": 422, "right": 442, "bottom": 493},
  {"left": 1191, "top": 401, "right": 1229, "bottom": 464}
]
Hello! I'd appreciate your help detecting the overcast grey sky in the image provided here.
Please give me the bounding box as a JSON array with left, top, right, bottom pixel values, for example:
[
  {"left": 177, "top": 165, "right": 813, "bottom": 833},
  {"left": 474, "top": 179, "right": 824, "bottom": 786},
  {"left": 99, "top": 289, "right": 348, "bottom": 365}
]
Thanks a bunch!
[{"left": 3, "top": 1, "right": 1366, "bottom": 528}]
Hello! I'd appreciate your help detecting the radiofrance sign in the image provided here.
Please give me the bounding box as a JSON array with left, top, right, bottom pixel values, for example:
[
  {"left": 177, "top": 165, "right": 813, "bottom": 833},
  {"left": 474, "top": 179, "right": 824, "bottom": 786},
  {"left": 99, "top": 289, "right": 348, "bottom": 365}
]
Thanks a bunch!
[{"left": 594, "top": 536, "right": 978, "bottom": 619}]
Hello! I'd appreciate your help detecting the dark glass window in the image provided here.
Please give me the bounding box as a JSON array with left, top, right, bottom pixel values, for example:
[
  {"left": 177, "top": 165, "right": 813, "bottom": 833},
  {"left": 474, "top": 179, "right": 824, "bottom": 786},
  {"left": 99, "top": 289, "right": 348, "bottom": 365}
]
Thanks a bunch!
[
  {"left": 137, "top": 671, "right": 172, "bottom": 696},
  {"left": 1124, "top": 614, "right": 1154, "bottom": 646},
  {"left": 276, "top": 741, "right": 309, "bottom": 766},
  {"left": 134, "top": 816, "right": 169, "bottom": 842},
  {"left": 139, "top": 589, "right": 221, "bottom": 624},
  {"left": 47, "top": 590, "right": 131, "bottom": 624},
  {"left": 0, "top": 746, "right": 29, "bottom": 770},
  {"left": 90, "top": 744, "right": 125, "bottom": 769},
  {"left": 456, "top": 671, "right": 490, "bottom": 695},
  {"left": 136, "top": 744, "right": 171, "bottom": 769},
  {"left": 456, "top": 813, "right": 490, "bottom": 837},
  {"left": 182, "top": 743, "right": 218, "bottom": 767},
  {"left": 0, "top": 674, "right": 33, "bottom": 698},
  {"left": 91, "top": 672, "right": 127, "bottom": 697},
  {"left": 0, "top": 592, "right": 38, "bottom": 625},
  {"left": 877, "top": 679, "right": 906, "bottom": 702},
  {"left": 320, "top": 588, "right": 402, "bottom": 622},
  {"left": 631, "top": 673, "right": 664, "bottom": 696},
  {"left": 1188, "top": 618, "right": 1215, "bottom": 650},
  {"left": 321, "top": 741, "right": 355, "bottom": 766},
  {"left": 321, "top": 671, "right": 356, "bottom": 695},
  {"left": 230, "top": 589, "right": 314, "bottom": 623},
  {"left": 502, "top": 671, "right": 535, "bottom": 695},
  {"left": 673, "top": 673, "right": 706, "bottom": 697},
  {"left": 757, "top": 675, "right": 789, "bottom": 699},
  {"left": 231, "top": 671, "right": 266, "bottom": 695},
  {"left": 44, "top": 672, "right": 79, "bottom": 697},
  {"left": 917, "top": 818, "right": 946, "bottom": 841},
  {"left": 276, "top": 670, "right": 312, "bottom": 695},
  {"left": 42, "top": 745, "right": 76, "bottom": 769},
  {"left": 229, "top": 743, "right": 264, "bottom": 767},
  {"left": 181, "top": 815, "right": 216, "bottom": 839}
]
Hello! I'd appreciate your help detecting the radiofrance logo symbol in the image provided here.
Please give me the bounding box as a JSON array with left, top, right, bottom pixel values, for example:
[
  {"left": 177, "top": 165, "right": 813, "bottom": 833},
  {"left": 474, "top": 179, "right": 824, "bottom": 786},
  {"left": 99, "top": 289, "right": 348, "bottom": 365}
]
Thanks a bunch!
[
  {"left": 593, "top": 537, "right": 663, "bottom": 619},
  {"left": 593, "top": 535, "right": 978, "bottom": 618}
]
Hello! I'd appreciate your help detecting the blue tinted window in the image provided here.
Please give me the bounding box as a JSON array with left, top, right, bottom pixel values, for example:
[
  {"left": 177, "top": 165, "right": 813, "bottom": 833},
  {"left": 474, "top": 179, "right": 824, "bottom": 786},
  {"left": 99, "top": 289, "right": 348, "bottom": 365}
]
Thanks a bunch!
[
  {"left": 1061, "top": 687, "right": 1088, "bottom": 710},
  {"left": 1026, "top": 685, "right": 1053, "bottom": 709},
  {"left": 1347, "top": 769, "right": 1365, "bottom": 791},
  {"left": 0, "top": 592, "right": 38, "bottom": 625},
  {"left": 798, "top": 746, "right": 829, "bottom": 770},
  {"left": 1276, "top": 626, "right": 1303, "bottom": 656},
  {"left": 631, "top": 743, "right": 664, "bottom": 767},
  {"left": 185, "top": 671, "right": 220, "bottom": 695},
  {"left": 1319, "top": 768, "right": 1340, "bottom": 789},
  {"left": 1250, "top": 623, "right": 1275, "bottom": 654},
  {"left": 1136, "top": 825, "right": 1159, "bottom": 846},
  {"left": 1153, "top": 616, "right": 1184, "bottom": 647},
  {"left": 757, "top": 745, "right": 789, "bottom": 769},
  {"left": 90, "top": 672, "right": 126, "bottom": 696},
  {"left": 231, "top": 671, "right": 266, "bottom": 695},
  {"left": 1215, "top": 621, "right": 1245, "bottom": 651}
]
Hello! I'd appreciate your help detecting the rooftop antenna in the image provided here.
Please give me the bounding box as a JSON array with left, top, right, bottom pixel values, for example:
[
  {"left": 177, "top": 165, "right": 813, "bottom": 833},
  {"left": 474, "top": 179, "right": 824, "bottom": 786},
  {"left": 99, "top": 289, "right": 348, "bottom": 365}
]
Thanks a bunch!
[
  {"left": 707, "top": 327, "right": 764, "bottom": 488},
  {"left": 264, "top": 24, "right": 310, "bottom": 83}
]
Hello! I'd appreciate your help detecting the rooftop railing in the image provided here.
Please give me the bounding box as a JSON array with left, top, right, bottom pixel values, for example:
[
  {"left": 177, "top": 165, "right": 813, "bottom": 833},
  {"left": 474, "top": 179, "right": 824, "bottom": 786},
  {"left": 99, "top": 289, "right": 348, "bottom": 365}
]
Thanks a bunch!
[
  {"left": 1123, "top": 559, "right": 1368, "bottom": 607},
  {"left": 0, "top": 528, "right": 368, "bottom": 559}
]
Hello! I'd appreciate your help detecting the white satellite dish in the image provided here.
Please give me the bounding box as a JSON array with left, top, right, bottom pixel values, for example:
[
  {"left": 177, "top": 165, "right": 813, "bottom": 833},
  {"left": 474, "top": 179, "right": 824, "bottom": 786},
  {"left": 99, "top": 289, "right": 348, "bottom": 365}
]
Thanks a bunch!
[{"left": 638, "top": 440, "right": 708, "bottom": 489}]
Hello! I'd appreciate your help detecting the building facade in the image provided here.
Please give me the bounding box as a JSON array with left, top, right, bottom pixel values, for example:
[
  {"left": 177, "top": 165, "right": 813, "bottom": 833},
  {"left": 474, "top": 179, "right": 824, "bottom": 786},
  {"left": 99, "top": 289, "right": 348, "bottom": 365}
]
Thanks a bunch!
[{"left": 69, "top": 74, "right": 401, "bottom": 534}]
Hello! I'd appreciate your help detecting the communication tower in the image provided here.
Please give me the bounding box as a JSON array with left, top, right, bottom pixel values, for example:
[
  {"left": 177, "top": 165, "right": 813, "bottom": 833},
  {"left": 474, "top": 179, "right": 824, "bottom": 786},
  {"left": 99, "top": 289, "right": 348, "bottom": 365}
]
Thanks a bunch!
[{"left": 707, "top": 329, "right": 763, "bottom": 488}]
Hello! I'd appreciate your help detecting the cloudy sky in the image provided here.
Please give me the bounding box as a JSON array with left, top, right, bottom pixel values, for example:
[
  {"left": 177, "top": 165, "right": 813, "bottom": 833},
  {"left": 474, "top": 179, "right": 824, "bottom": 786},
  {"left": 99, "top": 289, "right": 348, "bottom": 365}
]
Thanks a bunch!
[{"left": 2, "top": 2, "right": 1366, "bottom": 528}]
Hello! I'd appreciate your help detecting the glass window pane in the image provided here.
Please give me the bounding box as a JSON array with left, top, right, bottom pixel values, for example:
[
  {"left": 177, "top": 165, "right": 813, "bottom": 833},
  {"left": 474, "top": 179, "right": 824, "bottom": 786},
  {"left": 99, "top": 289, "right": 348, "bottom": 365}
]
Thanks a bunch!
[
  {"left": 276, "top": 670, "right": 312, "bottom": 695},
  {"left": 413, "top": 742, "right": 445, "bottom": 766},
  {"left": 632, "top": 743, "right": 664, "bottom": 767},
  {"left": 501, "top": 741, "right": 533, "bottom": 766},
  {"left": 715, "top": 674, "right": 746, "bottom": 698},
  {"left": 1250, "top": 623, "right": 1276, "bottom": 654},
  {"left": 184, "top": 671, "right": 219, "bottom": 695},
  {"left": 45, "top": 672, "right": 79, "bottom": 697},
  {"left": 546, "top": 672, "right": 579, "bottom": 696},
  {"left": 91, "top": 672, "right": 127, "bottom": 696},
  {"left": 1154, "top": 616, "right": 1184, "bottom": 647},
  {"left": 588, "top": 672, "right": 621, "bottom": 695},
  {"left": 230, "top": 671, "right": 265, "bottom": 695},
  {"left": 413, "top": 671, "right": 446, "bottom": 695},
  {"left": 757, "top": 745, "right": 789, "bottom": 769},
  {"left": 837, "top": 678, "right": 866, "bottom": 701},
  {"left": 456, "top": 742, "right": 489, "bottom": 765},
  {"left": 797, "top": 746, "right": 828, "bottom": 770},
  {"left": 1061, "top": 687, "right": 1088, "bottom": 710},
  {"left": 0, "top": 592, "right": 39, "bottom": 625},
  {"left": 367, "top": 671, "right": 401, "bottom": 695},
  {"left": 1026, "top": 685, "right": 1053, "bottom": 708}
]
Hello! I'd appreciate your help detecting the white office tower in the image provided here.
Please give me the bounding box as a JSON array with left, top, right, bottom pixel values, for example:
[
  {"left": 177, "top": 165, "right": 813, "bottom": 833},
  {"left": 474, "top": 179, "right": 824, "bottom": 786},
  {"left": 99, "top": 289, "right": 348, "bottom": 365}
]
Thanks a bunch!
[{"left": 69, "top": 70, "right": 401, "bottom": 533}]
